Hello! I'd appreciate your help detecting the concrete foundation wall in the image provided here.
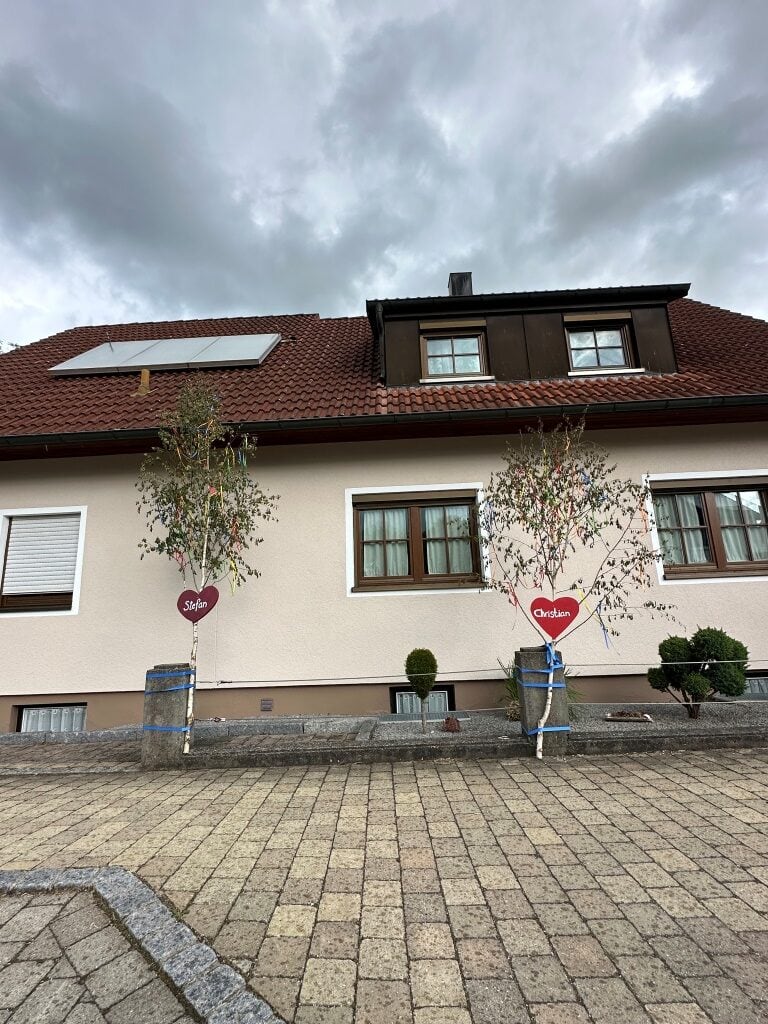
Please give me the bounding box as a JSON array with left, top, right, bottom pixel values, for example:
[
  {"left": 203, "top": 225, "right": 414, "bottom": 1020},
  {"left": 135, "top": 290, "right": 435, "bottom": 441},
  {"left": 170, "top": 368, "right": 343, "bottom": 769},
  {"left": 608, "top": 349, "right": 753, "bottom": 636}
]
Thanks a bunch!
[
  {"left": 0, "top": 675, "right": 670, "bottom": 732},
  {"left": 0, "top": 422, "right": 765, "bottom": 731}
]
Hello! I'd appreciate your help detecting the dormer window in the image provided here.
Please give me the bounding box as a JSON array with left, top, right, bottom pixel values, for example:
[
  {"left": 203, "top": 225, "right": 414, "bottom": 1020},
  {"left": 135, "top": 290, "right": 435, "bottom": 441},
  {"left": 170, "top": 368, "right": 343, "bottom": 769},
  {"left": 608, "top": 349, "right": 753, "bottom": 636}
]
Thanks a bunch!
[
  {"left": 424, "top": 333, "right": 484, "bottom": 375},
  {"left": 564, "top": 312, "right": 642, "bottom": 376},
  {"left": 567, "top": 325, "right": 628, "bottom": 369},
  {"left": 419, "top": 320, "right": 490, "bottom": 382}
]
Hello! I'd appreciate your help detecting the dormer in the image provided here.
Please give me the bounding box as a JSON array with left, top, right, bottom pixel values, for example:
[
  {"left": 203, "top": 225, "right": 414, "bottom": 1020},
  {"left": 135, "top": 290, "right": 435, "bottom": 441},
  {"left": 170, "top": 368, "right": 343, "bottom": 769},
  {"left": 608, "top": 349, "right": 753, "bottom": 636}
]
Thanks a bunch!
[{"left": 366, "top": 275, "right": 689, "bottom": 387}]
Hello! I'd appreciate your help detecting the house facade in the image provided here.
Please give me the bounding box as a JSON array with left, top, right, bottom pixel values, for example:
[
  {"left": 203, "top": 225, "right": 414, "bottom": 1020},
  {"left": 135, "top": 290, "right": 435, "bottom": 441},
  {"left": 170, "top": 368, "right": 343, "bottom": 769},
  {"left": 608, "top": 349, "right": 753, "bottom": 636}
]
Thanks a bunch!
[{"left": 2, "top": 275, "right": 767, "bottom": 732}]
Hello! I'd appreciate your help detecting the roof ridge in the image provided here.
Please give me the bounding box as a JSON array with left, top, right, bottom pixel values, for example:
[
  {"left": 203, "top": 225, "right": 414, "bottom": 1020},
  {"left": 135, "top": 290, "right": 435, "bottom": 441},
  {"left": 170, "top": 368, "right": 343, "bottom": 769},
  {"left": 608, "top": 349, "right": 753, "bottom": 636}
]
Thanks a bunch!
[
  {"left": 38, "top": 311, "right": 322, "bottom": 345},
  {"left": 675, "top": 296, "right": 768, "bottom": 327}
]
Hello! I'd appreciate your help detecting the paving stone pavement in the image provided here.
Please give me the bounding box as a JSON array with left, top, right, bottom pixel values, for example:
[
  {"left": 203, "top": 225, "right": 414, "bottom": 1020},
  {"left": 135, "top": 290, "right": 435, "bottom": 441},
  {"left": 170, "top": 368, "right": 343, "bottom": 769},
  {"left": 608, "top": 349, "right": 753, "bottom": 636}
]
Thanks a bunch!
[
  {"left": 1, "top": 747, "right": 768, "bottom": 1023},
  {"left": 0, "top": 888, "right": 197, "bottom": 1023}
]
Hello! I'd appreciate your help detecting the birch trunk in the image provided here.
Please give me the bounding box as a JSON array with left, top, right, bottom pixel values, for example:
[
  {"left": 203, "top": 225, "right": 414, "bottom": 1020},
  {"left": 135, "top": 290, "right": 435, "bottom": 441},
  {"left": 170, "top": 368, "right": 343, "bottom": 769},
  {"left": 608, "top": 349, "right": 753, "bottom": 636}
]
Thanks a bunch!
[
  {"left": 183, "top": 491, "right": 210, "bottom": 755},
  {"left": 184, "top": 620, "right": 198, "bottom": 754},
  {"left": 535, "top": 664, "right": 554, "bottom": 760}
]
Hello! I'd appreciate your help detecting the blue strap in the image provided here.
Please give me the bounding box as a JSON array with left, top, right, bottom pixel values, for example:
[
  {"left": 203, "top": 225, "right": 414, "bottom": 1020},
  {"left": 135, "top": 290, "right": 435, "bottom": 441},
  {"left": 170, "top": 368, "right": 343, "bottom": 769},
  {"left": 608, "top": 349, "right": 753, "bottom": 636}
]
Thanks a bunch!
[
  {"left": 545, "top": 641, "right": 563, "bottom": 670},
  {"left": 521, "top": 685, "right": 566, "bottom": 690},
  {"left": 144, "top": 683, "right": 195, "bottom": 696},
  {"left": 143, "top": 724, "right": 190, "bottom": 734},
  {"left": 145, "top": 669, "right": 194, "bottom": 680},
  {"left": 516, "top": 644, "right": 564, "bottom": 675},
  {"left": 523, "top": 725, "right": 571, "bottom": 736}
]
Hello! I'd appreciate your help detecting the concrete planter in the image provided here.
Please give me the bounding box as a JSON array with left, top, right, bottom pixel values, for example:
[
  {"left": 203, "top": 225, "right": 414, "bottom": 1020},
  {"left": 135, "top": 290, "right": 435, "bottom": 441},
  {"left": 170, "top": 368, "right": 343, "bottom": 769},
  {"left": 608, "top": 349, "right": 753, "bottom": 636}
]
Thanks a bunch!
[{"left": 514, "top": 645, "right": 569, "bottom": 756}]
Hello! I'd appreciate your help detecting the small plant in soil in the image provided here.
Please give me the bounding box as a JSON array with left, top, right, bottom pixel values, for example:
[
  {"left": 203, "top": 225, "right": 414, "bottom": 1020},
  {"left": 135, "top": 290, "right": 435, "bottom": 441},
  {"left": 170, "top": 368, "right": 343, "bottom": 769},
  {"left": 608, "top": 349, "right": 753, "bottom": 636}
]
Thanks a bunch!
[
  {"left": 605, "top": 709, "right": 653, "bottom": 722},
  {"left": 405, "top": 648, "right": 438, "bottom": 734},
  {"left": 648, "top": 627, "right": 748, "bottom": 718}
]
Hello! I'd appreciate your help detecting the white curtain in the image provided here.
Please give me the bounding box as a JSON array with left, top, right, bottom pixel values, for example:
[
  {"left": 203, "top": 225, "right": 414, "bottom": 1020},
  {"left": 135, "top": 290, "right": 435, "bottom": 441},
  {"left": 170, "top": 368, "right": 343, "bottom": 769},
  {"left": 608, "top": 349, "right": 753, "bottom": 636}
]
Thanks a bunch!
[
  {"left": 683, "top": 530, "right": 710, "bottom": 563},
  {"left": 423, "top": 506, "right": 447, "bottom": 573},
  {"left": 361, "top": 508, "right": 409, "bottom": 577},
  {"left": 721, "top": 529, "right": 749, "bottom": 562},
  {"left": 749, "top": 528, "right": 768, "bottom": 560}
]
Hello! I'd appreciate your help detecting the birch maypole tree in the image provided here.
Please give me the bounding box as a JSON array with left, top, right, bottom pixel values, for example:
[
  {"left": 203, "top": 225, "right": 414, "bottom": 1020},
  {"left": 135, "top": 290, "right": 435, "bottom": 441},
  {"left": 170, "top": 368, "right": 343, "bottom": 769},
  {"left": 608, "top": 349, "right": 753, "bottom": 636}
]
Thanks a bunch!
[
  {"left": 136, "top": 382, "right": 277, "bottom": 750},
  {"left": 484, "top": 420, "right": 671, "bottom": 757}
]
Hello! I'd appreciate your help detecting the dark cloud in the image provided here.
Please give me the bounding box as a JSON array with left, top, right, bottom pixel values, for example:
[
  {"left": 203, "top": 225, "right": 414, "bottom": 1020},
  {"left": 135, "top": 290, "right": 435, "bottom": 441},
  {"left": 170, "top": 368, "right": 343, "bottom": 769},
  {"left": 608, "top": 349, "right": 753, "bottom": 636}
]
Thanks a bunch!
[{"left": 0, "top": 0, "right": 766, "bottom": 343}]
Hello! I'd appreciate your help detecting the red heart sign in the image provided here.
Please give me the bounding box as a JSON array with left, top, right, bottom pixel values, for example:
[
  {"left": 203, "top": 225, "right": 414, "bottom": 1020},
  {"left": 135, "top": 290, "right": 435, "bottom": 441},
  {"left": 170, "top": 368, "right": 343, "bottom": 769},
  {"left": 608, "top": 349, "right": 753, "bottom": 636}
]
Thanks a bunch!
[
  {"left": 530, "top": 596, "right": 579, "bottom": 640},
  {"left": 177, "top": 586, "right": 219, "bottom": 623}
]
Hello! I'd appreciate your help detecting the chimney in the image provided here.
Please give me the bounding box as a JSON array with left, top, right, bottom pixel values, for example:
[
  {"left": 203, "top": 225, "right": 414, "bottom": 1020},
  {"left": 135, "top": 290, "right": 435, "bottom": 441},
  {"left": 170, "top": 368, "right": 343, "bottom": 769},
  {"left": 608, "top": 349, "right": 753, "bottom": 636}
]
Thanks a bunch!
[{"left": 448, "top": 272, "right": 473, "bottom": 297}]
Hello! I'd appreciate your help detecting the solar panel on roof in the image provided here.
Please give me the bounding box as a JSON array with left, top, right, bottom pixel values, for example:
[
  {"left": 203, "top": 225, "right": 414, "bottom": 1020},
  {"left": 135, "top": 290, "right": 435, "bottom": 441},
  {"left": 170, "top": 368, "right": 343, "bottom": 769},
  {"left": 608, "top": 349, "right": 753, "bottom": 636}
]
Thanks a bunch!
[
  {"left": 49, "top": 333, "right": 281, "bottom": 375},
  {"left": 48, "top": 339, "right": 159, "bottom": 374},
  {"left": 200, "top": 335, "right": 281, "bottom": 366},
  {"left": 119, "top": 337, "right": 218, "bottom": 367}
]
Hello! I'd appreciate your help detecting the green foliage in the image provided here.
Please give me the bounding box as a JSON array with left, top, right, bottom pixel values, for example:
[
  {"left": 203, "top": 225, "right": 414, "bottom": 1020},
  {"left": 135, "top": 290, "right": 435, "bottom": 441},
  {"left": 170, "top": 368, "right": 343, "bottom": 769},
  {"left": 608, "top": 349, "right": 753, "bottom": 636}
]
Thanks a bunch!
[
  {"left": 649, "top": 627, "right": 748, "bottom": 711},
  {"left": 681, "top": 673, "right": 711, "bottom": 702},
  {"left": 405, "top": 648, "right": 438, "bottom": 701},
  {"left": 136, "top": 382, "right": 278, "bottom": 591},
  {"left": 691, "top": 627, "right": 748, "bottom": 699},
  {"left": 484, "top": 419, "right": 671, "bottom": 638},
  {"left": 649, "top": 636, "right": 692, "bottom": 692}
]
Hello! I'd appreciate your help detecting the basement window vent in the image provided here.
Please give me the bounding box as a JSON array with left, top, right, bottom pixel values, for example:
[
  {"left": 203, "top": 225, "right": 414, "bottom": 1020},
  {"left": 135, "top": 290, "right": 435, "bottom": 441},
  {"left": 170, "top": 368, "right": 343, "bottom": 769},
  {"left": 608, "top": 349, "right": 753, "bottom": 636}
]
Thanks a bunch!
[
  {"left": 49, "top": 334, "right": 281, "bottom": 376},
  {"left": 394, "top": 690, "right": 450, "bottom": 715},
  {"left": 260, "top": 699, "right": 274, "bottom": 712},
  {"left": 19, "top": 704, "right": 86, "bottom": 733}
]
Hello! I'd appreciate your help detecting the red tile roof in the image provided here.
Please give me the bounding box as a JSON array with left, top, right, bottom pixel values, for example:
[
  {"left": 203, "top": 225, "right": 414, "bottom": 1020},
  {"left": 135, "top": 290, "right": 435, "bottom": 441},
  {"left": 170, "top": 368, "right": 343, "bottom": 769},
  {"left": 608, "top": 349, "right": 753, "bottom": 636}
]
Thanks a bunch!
[{"left": 0, "top": 298, "right": 766, "bottom": 445}]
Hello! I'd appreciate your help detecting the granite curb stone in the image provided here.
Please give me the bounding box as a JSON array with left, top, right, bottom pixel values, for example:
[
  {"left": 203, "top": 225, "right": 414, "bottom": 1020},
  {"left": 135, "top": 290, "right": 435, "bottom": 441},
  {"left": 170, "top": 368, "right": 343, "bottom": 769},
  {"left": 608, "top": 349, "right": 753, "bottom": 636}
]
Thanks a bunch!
[{"left": 0, "top": 867, "right": 284, "bottom": 1024}]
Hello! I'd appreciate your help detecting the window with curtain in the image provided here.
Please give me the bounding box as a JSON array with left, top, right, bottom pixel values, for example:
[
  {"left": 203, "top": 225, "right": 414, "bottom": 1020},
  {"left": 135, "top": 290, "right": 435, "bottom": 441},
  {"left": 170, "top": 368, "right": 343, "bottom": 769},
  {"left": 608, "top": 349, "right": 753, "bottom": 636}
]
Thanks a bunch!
[
  {"left": 355, "top": 499, "right": 480, "bottom": 589},
  {"left": 652, "top": 485, "right": 768, "bottom": 577}
]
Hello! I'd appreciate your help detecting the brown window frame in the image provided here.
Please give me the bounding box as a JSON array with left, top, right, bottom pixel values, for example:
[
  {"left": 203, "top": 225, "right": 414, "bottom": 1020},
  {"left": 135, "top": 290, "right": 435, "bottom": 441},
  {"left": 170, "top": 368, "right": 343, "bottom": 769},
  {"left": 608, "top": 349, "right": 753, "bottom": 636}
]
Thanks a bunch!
[
  {"left": 419, "top": 330, "right": 489, "bottom": 379},
  {"left": 653, "top": 484, "right": 768, "bottom": 579},
  {"left": 353, "top": 498, "right": 482, "bottom": 591},
  {"left": 565, "top": 321, "right": 634, "bottom": 372}
]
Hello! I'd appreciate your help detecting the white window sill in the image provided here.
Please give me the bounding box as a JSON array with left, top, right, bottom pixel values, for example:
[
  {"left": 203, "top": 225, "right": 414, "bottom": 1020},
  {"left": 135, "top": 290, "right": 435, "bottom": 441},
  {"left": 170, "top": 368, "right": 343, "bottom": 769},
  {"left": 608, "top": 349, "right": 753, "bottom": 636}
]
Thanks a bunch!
[
  {"left": 349, "top": 586, "right": 491, "bottom": 597},
  {"left": 659, "top": 574, "right": 768, "bottom": 586},
  {"left": 0, "top": 608, "right": 78, "bottom": 618},
  {"left": 419, "top": 375, "right": 496, "bottom": 385},
  {"left": 568, "top": 368, "right": 645, "bottom": 377}
]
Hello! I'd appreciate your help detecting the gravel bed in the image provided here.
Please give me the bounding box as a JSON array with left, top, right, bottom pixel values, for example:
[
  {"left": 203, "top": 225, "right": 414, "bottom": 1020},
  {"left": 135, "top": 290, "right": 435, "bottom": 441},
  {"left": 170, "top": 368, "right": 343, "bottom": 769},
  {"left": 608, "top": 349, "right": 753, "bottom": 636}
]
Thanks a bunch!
[
  {"left": 373, "top": 710, "right": 520, "bottom": 743},
  {"left": 571, "top": 700, "right": 768, "bottom": 735}
]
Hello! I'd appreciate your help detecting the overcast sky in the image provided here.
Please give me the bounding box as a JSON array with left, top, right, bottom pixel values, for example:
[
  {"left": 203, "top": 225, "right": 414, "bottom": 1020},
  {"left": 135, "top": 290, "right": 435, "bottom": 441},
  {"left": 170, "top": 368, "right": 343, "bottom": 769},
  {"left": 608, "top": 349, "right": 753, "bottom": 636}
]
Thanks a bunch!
[{"left": 0, "top": 0, "right": 766, "bottom": 345}]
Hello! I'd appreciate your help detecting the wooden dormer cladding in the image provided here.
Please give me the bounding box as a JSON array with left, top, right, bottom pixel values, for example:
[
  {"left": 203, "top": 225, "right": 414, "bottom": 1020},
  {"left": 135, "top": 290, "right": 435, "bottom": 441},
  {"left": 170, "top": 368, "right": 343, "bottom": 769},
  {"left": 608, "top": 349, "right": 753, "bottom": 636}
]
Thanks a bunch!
[{"left": 367, "top": 283, "right": 688, "bottom": 387}]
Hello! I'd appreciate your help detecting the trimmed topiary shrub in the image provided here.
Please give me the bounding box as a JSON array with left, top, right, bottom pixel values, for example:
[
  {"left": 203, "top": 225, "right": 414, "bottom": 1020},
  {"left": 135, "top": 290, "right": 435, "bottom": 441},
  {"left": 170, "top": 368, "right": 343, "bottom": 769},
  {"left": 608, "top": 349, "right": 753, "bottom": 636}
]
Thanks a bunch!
[
  {"left": 405, "top": 648, "right": 438, "bottom": 734},
  {"left": 648, "top": 627, "right": 748, "bottom": 718}
]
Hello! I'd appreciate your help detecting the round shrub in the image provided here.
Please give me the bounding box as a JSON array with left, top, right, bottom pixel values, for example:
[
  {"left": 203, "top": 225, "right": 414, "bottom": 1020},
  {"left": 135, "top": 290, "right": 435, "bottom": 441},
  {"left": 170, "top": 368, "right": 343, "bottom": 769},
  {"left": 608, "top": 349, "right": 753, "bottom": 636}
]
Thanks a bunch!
[
  {"left": 405, "top": 648, "right": 438, "bottom": 701},
  {"left": 649, "top": 627, "right": 748, "bottom": 716}
]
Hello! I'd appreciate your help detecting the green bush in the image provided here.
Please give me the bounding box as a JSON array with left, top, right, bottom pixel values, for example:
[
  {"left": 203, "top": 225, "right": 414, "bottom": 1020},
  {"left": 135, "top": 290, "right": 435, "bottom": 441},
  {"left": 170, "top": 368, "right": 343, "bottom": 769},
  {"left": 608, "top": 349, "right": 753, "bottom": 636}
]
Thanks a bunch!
[
  {"left": 649, "top": 627, "right": 747, "bottom": 718},
  {"left": 405, "top": 648, "right": 438, "bottom": 733}
]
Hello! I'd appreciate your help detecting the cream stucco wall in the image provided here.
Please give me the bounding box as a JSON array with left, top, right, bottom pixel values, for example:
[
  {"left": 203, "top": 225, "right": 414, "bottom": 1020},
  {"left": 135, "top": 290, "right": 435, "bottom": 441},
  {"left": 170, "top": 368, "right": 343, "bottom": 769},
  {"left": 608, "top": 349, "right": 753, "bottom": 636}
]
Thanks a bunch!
[{"left": 1, "top": 422, "right": 767, "bottom": 709}]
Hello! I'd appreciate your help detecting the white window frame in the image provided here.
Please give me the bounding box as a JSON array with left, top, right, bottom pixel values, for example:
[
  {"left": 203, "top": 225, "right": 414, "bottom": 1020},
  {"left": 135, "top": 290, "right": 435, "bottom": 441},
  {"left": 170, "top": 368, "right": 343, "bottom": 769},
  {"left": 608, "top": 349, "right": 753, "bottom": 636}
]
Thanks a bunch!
[
  {"left": 644, "top": 470, "right": 768, "bottom": 586},
  {"left": 345, "top": 483, "right": 490, "bottom": 597},
  {"left": 0, "top": 505, "right": 87, "bottom": 616}
]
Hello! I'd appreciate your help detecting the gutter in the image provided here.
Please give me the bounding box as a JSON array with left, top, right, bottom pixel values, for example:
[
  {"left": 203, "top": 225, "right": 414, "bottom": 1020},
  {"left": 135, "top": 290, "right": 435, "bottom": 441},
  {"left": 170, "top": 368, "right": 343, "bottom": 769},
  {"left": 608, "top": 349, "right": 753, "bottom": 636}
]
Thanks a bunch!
[{"left": 2, "top": 392, "right": 768, "bottom": 454}]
